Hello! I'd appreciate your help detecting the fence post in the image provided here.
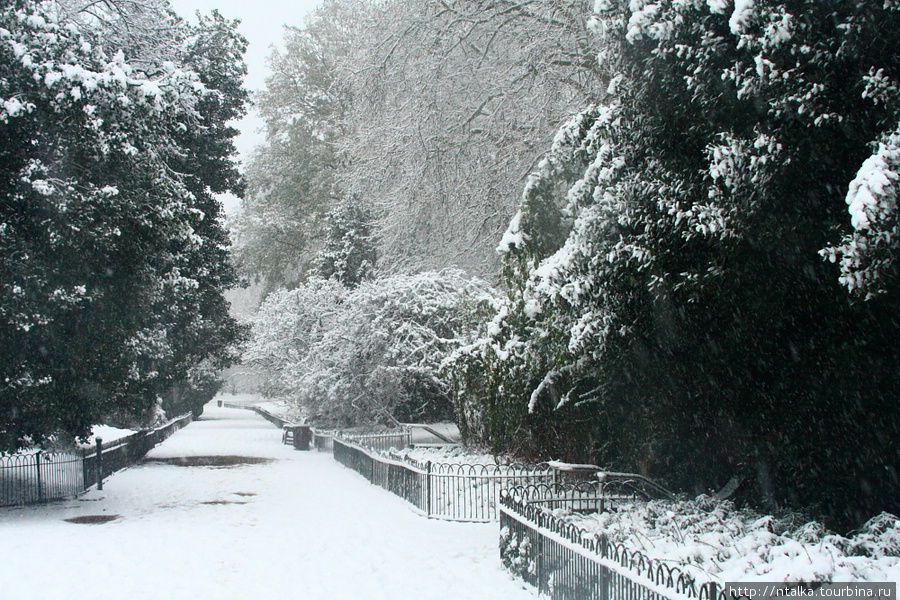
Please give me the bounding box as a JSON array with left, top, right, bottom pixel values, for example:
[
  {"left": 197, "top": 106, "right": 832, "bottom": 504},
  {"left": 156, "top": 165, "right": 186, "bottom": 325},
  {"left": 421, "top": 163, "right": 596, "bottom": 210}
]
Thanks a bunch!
[
  {"left": 599, "top": 534, "right": 609, "bottom": 600},
  {"left": 537, "top": 527, "right": 544, "bottom": 595},
  {"left": 96, "top": 438, "right": 103, "bottom": 491},
  {"left": 425, "top": 460, "right": 432, "bottom": 517},
  {"left": 35, "top": 451, "right": 42, "bottom": 503},
  {"left": 598, "top": 479, "right": 605, "bottom": 514},
  {"left": 82, "top": 448, "right": 88, "bottom": 493},
  {"left": 708, "top": 581, "right": 718, "bottom": 600}
]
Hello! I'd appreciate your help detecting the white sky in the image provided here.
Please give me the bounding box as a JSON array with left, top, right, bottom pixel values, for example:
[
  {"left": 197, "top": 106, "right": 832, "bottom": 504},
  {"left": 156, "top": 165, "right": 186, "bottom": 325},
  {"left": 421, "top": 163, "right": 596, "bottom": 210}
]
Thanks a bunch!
[{"left": 169, "top": 0, "right": 323, "bottom": 212}]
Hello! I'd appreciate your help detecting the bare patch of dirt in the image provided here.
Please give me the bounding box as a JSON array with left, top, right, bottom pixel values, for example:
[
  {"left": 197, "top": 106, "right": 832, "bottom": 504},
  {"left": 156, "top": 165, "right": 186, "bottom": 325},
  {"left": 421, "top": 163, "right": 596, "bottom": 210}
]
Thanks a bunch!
[
  {"left": 201, "top": 500, "right": 249, "bottom": 505},
  {"left": 144, "top": 456, "right": 273, "bottom": 468},
  {"left": 233, "top": 492, "right": 257, "bottom": 497},
  {"left": 64, "top": 514, "right": 120, "bottom": 524}
]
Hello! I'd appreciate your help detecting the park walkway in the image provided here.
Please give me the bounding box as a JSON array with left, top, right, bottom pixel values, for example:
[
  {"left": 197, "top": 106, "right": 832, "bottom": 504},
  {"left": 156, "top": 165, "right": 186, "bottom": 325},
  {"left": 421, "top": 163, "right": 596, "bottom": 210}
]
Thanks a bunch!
[{"left": 0, "top": 399, "right": 536, "bottom": 600}]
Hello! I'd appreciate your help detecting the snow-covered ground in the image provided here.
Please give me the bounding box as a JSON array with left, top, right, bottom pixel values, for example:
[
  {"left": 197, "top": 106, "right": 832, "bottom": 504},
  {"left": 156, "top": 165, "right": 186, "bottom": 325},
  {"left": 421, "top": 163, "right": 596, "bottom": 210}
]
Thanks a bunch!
[
  {"left": 0, "top": 398, "right": 536, "bottom": 600},
  {"left": 391, "top": 444, "right": 511, "bottom": 466}
]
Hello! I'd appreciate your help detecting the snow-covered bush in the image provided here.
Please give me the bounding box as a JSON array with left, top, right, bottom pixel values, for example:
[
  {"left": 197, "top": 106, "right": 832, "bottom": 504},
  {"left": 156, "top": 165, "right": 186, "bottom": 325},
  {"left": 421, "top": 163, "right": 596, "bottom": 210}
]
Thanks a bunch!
[
  {"left": 555, "top": 497, "right": 900, "bottom": 582},
  {"left": 500, "top": 527, "right": 536, "bottom": 579},
  {"left": 245, "top": 277, "right": 346, "bottom": 402},
  {"left": 247, "top": 270, "right": 497, "bottom": 426}
]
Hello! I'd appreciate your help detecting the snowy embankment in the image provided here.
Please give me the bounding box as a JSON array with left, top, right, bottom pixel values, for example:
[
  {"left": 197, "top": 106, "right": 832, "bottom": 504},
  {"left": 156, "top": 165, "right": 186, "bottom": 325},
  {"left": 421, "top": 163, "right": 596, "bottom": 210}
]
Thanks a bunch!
[
  {"left": 0, "top": 399, "right": 535, "bottom": 600},
  {"left": 553, "top": 496, "right": 900, "bottom": 583},
  {"left": 79, "top": 424, "right": 138, "bottom": 447}
]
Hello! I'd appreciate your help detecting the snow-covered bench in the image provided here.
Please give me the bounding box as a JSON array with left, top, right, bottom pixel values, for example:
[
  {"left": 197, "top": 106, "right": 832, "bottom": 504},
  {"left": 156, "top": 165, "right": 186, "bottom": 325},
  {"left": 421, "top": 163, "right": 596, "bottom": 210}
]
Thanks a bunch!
[{"left": 282, "top": 424, "right": 312, "bottom": 450}]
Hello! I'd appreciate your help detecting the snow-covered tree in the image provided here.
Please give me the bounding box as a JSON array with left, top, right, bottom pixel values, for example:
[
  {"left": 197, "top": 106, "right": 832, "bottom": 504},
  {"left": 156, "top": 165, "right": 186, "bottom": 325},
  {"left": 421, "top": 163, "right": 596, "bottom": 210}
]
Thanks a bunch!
[
  {"left": 315, "top": 197, "right": 377, "bottom": 287},
  {"left": 246, "top": 271, "right": 496, "bottom": 427},
  {"left": 233, "top": 0, "right": 603, "bottom": 286},
  {"left": 0, "top": 0, "right": 248, "bottom": 450},
  {"left": 452, "top": 0, "right": 900, "bottom": 528},
  {"left": 230, "top": 0, "right": 362, "bottom": 290},
  {"left": 231, "top": 117, "right": 337, "bottom": 290}
]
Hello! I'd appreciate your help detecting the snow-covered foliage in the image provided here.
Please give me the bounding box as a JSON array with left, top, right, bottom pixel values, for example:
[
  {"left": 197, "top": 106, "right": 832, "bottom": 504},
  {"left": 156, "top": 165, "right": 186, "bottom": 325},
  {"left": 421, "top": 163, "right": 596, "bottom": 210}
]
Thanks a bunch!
[
  {"left": 822, "top": 124, "right": 900, "bottom": 298},
  {"left": 315, "top": 198, "right": 377, "bottom": 287},
  {"left": 244, "top": 277, "right": 346, "bottom": 403},
  {"left": 555, "top": 497, "right": 900, "bottom": 583},
  {"left": 340, "top": 0, "right": 603, "bottom": 278},
  {"left": 247, "top": 271, "right": 497, "bottom": 426},
  {"left": 231, "top": 116, "right": 338, "bottom": 290},
  {"left": 229, "top": 2, "right": 358, "bottom": 290},
  {"left": 0, "top": 0, "right": 248, "bottom": 449},
  {"left": 450, "top": 0, "right": 900, "bottom": 529}
]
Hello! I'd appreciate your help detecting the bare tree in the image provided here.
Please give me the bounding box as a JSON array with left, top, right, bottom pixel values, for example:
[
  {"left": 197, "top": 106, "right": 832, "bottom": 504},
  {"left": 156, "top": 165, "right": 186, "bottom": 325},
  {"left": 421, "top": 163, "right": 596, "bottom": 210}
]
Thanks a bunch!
[
  {"left": 236, "top": 0, "right": 602, "bottom": 286},
  {"left": 338, "top": 0, "right": 603, "bottom": 279}
]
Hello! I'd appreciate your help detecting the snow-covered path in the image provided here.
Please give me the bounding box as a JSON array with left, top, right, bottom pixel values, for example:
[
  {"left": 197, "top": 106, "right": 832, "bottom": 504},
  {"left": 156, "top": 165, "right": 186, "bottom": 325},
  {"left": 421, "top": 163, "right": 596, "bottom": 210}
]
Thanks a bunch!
[{"left": 0, "top": 400, "right": 536, "bottom": 600}]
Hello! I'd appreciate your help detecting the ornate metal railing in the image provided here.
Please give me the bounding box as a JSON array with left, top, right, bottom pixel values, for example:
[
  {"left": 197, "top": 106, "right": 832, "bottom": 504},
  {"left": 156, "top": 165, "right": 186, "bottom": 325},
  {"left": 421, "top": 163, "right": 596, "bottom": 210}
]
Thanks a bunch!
[
  {"left": 0, "top": 451, "right": 84, "bottom": 506},
  {"left": 332, "top": 436, "right": 553, "bottom": 522},
  {"left": 499, "top": 483, "right": 729, "bottom": 600}
]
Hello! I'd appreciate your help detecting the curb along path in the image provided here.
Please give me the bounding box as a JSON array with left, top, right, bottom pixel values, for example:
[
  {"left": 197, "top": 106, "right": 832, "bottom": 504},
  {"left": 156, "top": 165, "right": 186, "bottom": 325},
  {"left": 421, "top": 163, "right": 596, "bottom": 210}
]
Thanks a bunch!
[{"left": 0, "top": 399, "right": 536, "bottom": 600}]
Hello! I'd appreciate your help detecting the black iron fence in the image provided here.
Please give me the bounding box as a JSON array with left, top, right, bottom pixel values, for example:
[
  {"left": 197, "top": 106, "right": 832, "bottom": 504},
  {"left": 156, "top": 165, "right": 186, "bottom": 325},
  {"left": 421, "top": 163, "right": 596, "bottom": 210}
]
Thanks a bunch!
[
  {"left": 1, "top": 413, "right": 192, "bottom": 507},
  {"left": 499, "top": 483, "right": 728, "bottom": 600},
  {"left": 0, "top": 452, "right": 84, "bottom": 506},
  {"left": 333, "top": 436, "right": 553, "bottom": 522}
]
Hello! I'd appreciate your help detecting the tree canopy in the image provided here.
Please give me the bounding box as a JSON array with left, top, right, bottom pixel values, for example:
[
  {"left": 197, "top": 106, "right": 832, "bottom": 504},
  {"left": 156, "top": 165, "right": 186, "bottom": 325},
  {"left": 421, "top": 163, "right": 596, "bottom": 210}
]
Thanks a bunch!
[
  {"left": 451, "top": 0, "right": 900, "bottom": 529},
  {"left": 0, "top": 0, "right": 249, "bottom": 450},
  {"left": 232, "top": 0, "right": 603, "bottom": 285}
]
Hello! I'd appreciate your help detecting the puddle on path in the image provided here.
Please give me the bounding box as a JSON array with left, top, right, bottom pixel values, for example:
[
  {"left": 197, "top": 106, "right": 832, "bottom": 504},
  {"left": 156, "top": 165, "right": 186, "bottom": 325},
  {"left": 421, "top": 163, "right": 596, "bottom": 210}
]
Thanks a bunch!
[
  {"left": 64, "top": 514, "right": 120, "bottom": 524},
  {"left": 143, "top": 456, "right": 274, "bottom": 468}
]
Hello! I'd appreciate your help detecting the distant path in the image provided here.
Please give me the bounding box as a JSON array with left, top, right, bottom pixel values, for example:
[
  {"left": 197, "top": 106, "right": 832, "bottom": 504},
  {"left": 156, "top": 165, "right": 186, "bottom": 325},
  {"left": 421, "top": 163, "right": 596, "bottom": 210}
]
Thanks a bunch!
[{"left": 0, "top": 398, "right": 535, "bottom": 600}]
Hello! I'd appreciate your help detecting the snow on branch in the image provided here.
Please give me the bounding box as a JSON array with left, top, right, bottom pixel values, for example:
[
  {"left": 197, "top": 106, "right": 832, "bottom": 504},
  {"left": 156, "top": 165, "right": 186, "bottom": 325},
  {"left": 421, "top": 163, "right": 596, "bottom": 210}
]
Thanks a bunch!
[{"left": 821, "top": 124, "right": 900, "bottom": 298}]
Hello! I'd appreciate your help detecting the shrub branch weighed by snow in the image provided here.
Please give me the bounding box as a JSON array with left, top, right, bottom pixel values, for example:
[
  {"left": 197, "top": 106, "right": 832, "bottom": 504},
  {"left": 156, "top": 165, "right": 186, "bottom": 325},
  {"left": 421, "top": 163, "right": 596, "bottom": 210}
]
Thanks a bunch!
[
  {"left": 246, "top": 270, "right": 497, "bottom": 427},
  {"left": 550, "top": 495, "right": 900, "bottom": 583}
]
